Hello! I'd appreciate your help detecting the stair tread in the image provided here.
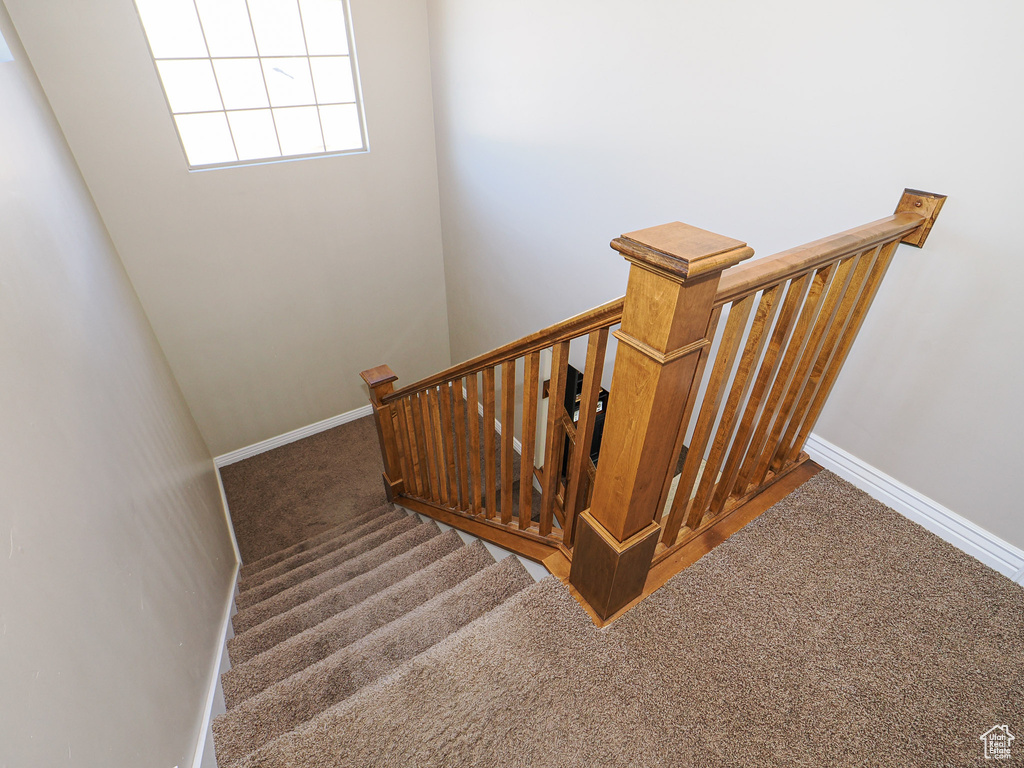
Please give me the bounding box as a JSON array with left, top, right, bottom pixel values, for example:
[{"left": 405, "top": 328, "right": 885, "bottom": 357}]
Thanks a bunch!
[
  {"left": 222, "top": 539, "right": 497, "bottom": 708},
  {"left": 235, "top": 515, "right": 419, "bottom": 609},
  {"left": 239, "top": 509, "right": 406, "bottom": 592},
  {"left": 231, "top": 520, "right": 440, "bottom": 634},
  {"left": 227, "top": 529, "right": 465, "bottom": 664},
  {"left": 238, "top": 503, "right": 393, "bottom": 579},
  {"left": 228, "top": 576, "right": 551, "bottom": 768},
  {"left": 213, "top": 555, "right": 535, "bottom": 766}
]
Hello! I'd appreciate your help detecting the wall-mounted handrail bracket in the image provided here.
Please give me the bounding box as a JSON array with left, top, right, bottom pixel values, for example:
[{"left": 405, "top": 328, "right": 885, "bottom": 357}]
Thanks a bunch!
[{"left": 895, "top": 189, "right": 947, "bottom": 248}]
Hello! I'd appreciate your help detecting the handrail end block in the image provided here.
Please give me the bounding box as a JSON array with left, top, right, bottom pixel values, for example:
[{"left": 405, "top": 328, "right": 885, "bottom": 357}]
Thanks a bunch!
[{"left": 895, "top": 189, "right": 947, "bottom": 248}]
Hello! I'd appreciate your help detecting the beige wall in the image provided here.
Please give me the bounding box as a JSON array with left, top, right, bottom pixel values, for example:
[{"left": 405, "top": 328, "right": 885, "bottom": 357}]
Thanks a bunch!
[
  {"left": 5, "top": 0, "right": 451, "bottom": 457},
  {"left": 0, "top": 7, "right": 236, "bottom": 767},
  {"left": 426, "top": 0, "right": 1024, "bottom": 550}
]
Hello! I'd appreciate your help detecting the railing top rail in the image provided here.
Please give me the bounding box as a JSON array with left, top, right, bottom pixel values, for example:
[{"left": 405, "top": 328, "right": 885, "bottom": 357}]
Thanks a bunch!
[
  {"left": 383, "top": 197, "right": 940, "bottom": 404},
  {"left": 714, "top": 212, "right": 926, "bottom": 306},
  {"left": 381, "top": 296, "right": 624, "bottom": 404}
]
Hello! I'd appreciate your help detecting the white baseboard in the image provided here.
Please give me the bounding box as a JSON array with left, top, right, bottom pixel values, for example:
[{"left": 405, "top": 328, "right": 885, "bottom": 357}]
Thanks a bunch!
[
  {"left": 473, "top": 398, "right": 523, "bottom": 455},
  {"left": 214, "top": 404, "right": 374, "bottom": 467},
  {"left": 191, "top": 566, "right": 239, "bottom": 768},
  {"left": 805, "top": 433, "right": 1024, "bottom": 585},
  {"left": 491, "top": 408, "right": 524, "bottom": 455}
]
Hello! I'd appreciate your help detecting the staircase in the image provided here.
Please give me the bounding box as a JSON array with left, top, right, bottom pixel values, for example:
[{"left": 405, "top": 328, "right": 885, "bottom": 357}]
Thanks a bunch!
[
  {"left": 212, "top": 502, "right": 539, "bottom": 767},
  {"left": 202, "top": 190, "right": 954, "bottom": 765}
]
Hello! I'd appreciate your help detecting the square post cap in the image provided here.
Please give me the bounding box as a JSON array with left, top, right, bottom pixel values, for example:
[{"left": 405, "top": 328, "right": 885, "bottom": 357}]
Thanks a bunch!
[
  {"left": 360, "top": 364, "right": 398, "bottom": 389},
  {"left": 611, "top": 221, "right": 754, "bottom": 281}
]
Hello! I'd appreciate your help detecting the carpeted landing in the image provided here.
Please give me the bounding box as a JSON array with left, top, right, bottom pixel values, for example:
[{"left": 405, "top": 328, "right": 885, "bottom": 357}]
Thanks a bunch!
[{"left": 216, "top": 421, "right": 1023, "bottom": 767}]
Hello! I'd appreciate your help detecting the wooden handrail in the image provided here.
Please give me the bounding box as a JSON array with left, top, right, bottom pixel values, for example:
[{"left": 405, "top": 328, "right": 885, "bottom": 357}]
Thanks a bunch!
[
  {"left": 714, "top": 212, "right": 926, "bottom": 306},
  {"left": 383, "top": 210, "right": 931, "bottom": 404},
  {"left": 381, "top": 296, "right": 624, "bottom": 404}
]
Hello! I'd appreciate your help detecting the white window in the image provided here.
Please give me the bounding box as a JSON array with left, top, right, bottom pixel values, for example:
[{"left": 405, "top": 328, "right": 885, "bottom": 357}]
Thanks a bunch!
[{"left": 133, "top": 0, "right": 366, "bottom": 169}]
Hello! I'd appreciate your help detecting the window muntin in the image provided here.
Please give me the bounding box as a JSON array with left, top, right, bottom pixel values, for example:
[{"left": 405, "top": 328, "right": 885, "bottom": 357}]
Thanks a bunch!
[{"left": 134, "top": 0, "right": 366, "bottom": 169}]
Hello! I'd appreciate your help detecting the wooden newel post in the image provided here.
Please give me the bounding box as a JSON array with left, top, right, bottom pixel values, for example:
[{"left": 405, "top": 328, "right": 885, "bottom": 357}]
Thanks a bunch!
[
  {"left": 569, "top": 222, "right": 754, "bottom": 620},
  {"left": 359, "top": 364, "right": 404, "bottom": 502}
]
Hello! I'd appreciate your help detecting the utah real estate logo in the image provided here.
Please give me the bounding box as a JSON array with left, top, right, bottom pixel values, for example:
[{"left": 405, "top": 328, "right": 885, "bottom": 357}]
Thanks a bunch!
[{"left": 980, "top": 725, "right": 1015, "bottom": 760}]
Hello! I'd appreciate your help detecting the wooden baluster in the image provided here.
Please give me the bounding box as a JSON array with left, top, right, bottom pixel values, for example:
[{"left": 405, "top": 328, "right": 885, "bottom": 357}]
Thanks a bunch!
[
  {"left": 451, "top": 377, "right": 472, "bottom": 512},
  {"left": 519, "top": 352, "right": 540, "bottom": 530},
  {"left": 428, "top": 387, "right": 452, "bottom": 507},
  {"left": 539, "top": 341, "right": 570, "bottom": 537},
  {"left": 711, "top": 273, "right": 812, "bottom": 514},
  {"left": 733, "top": 264, "right": 834, "bottom": 496},
  {"left": 688, "top": 286, "right": 783, "bottom": 523},
  {"left": 395, "top": 397, "right": 415, "bottom": 499},
  {"left": 773, "top": 246, "right": 880, "bottom": 467},
  {"left": 359, "top": 365, "right": 405, "bottom": 501},
  {"left": 655, "top": 308, "right": 722, "bottom": 522},
  {"left": 482, "top": 367, "right": 498, "bottom": 519},
  {"left": 437, "top": 381, "right": 460, "bottom": 507},
  {"left": 423, "top": 391, "right": 444, "bottom": 505},
  {"left": 466, "top": 372, "right": 483, "bottom": 515},
  {"left": 754, "top": 253, "right": 861, "bottom": 485},
  {"left": 499, "top": 360, "right": 517, "bottom": 525},
  {"left": 411, "top": 393, "right": 436, "bottom": 501},
  {"left": 570, "top": 222, "right": 753, "bottom": 620},
  {"left": 661, "top": 293, "right": 755, "bottom": 544},
  {"left": 398, "top": 398, "right": 421, "bottom": 497},
  {"left": 783, "top": 237, "right": 903, "bottom": 464},
  {"left": 562, "top": 329, "right": 609, "bottom": 546}
]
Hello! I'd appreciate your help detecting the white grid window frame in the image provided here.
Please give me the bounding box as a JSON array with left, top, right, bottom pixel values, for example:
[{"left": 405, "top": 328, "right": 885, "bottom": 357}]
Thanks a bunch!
[{"left": 133, "top": 0, "right": 368, "bottom": 170}]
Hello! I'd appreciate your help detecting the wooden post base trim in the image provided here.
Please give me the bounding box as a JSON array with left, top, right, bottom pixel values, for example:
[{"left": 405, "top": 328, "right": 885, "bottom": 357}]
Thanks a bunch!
[
  {"left": 611, "top": 330, "right": 711, "bottom": 365},
  {"left": 569, "top": 511, "right": 661, "bottom": 620},
  {"left": 382, "top": 473, "right": 403, "bottom": 502}
]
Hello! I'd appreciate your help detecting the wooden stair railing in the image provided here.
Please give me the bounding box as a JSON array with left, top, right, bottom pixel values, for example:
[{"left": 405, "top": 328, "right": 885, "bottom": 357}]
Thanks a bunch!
[
  {"left": 360, "top": 297, "right": 625, "bottom": 575},
  {"left": 362, "top": 189, "right": 946, "bottom": 624}
]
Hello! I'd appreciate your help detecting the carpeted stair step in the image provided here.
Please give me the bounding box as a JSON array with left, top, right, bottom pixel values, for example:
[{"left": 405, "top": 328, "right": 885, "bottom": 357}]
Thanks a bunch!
[
  {"left": 213, "top": 555, "right": 534, "bottom": 766},
  {"left": 238, "top": 503, "right": 392, "bottom": 580},
  {"left": 239, "top": 508, "right": 407, "bottom": 592},
  {"left": 236, "top": 514, "right": 419, "bottom": 609},
  {"left": 231, "top": 520, "right": 441, "bottom": 634},
  {"left": 227, "top": 529, "right": 465, "bottom": 664},
  {"left": 230, "top": 576, "right": 552, "bottom": 768},
  {"left": 221, "top": 539, "right": 497, "bottom": 708}
]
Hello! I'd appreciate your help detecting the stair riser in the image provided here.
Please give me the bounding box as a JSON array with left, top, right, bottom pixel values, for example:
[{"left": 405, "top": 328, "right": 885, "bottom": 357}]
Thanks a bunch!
[
  {"left": 239, "top": 510, "right": 405, "bottom": 591},
  {"left": 238, "top": 504, "right": 391, "bottom": 579},
  {"left": 231, "top": 522, "right": 440, "bottom": 635},
  {"left": 235, "top": 516, "right": 420, "bottom": 609},
  {"left": 213, "top": 556, "right": 534, "bottom": 765},
  {"left": 226, "top": 530, "right": 464, "bottom": 664}
]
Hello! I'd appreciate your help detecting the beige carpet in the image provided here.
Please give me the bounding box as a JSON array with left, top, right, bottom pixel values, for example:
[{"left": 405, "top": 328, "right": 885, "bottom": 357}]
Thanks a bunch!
[
  {"left": 220, "top": 417, "right": 388, "bottom": 562},
  {"left": 219, "top": 418, "right": 1023, "bottom": 766}
]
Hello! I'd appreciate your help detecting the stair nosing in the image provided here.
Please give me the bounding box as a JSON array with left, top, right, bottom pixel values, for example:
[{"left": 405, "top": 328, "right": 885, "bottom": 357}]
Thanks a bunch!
[
  {"left": 213, "top": 555, "right": 535, "bottom": 765},
  {"left": 230, "top": 519, "right": 442, "bottom": 634},
  {"left": 238, "top": 503, "right": 394, "bottom": 577},
  {"left": 221, "top": 539, "right": 497, "bottom": 708},
  {"left": 238, "top": 509, "right": 407, "bottom": 592},
  {"left": 226, "top": 528, "right": 466, "bottom": 664},
  {"left": 235, "top": 515, "right": 421, "bottom": 608}
]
